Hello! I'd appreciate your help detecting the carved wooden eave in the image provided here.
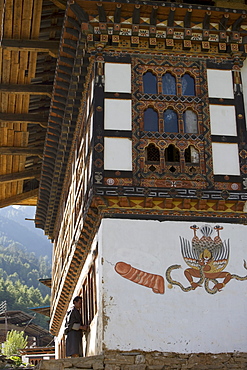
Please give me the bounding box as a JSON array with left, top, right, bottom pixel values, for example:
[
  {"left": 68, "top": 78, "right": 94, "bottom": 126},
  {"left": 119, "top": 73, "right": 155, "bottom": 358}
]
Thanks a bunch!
[
  {"left": 73, "top": 0, "right": 247, "bottom": 58},
  {"left": 36, "top": 4, "right": 91, "bottom": 236}
]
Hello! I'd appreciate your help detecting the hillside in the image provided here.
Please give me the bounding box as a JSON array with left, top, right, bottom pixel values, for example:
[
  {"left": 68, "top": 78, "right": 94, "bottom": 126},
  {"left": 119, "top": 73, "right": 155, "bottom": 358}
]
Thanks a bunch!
[
  {"left": 0, "top": 206, "right": 52, "bottom": 329},
  {"left": 0, "top": 206, "right": 52, "bottom": 261}
]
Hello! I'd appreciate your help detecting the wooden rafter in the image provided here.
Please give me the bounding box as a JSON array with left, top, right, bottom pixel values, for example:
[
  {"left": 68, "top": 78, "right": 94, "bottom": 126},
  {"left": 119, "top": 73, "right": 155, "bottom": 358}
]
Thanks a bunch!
[
  {"left": 0, "top": 113, "right": 48, "bottom": 127},
  {"left": 1, "top": 39, "right": 59, "bottom": 57},
  {"left": 0, "top": 84, "right": 53, "bottom": 96},
  {"left": 0, "top": 189, "right": 39, "bottom": 208},
  {"left": 0, "top": 169, "right": 41, "bottom": 184},
  {"left": 0, "top": 146, "right": 43, "bottom": 157},
  {"left": 49, "top": 0, "right": 67, "bottom": 10}
]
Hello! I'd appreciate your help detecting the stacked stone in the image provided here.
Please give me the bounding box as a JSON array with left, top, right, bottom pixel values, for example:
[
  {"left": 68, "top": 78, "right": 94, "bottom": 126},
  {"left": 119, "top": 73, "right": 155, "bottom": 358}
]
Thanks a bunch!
[{"left": 37, "top": 352, "right": 247, "bottom": 370}]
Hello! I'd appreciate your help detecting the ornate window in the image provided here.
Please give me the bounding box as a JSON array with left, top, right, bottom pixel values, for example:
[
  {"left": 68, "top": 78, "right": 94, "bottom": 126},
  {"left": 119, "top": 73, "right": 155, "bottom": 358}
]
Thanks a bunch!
[
  {"left": 144, "top": 107, "right": 158, "bottom": 131},
  {"left": 162, "top": 72, "right": 176, "bottom": 95},
  {"left": 134, "top": 58, "right": 206, "bottom": 184},
  {"left": 146, "top": 143, "right": 160, "bottom": 163},
  {"left": 141, "top": 68, "right": 199, "bottom": 135},
  {"left": 183, "top": 109, "right": 198, "bottom": 133},
  {"left": 143, "top": 71, "right": 157, "bottom": 94},
  {"left": 182, "top": 73, "right": 195, "bottom": 96},
  {"left": 165, "top": 144, "right": 180, "bottom": 163},
  {"left": 164, "top": 109, "right": 178, "bottom": 133},
  {"left": 185, "top": 145, "right": 199, "bottom": 163}
]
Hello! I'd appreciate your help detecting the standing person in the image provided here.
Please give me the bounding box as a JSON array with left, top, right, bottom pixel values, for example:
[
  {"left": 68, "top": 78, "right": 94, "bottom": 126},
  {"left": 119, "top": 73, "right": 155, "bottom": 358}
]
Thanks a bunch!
[{"left": 64, "top": 296, "right": 88, "bottom": 357}]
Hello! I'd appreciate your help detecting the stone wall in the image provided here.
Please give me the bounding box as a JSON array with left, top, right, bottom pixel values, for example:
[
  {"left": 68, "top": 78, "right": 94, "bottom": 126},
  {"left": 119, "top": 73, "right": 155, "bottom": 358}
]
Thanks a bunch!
[{"left": 37, "top": 351, "right": 247, "bottom": 370}]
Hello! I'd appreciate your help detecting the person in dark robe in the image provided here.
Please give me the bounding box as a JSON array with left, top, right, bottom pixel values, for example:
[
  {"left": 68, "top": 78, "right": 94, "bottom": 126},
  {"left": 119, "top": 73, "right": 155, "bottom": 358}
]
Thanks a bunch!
[{"left": 64, "top": 296, "right": 88, "bottom": 357}]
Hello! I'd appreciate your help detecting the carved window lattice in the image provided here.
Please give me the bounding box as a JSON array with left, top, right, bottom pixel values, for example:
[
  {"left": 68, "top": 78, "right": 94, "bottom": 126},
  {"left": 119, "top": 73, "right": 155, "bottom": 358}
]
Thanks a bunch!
[
  {"left": 141, "top": 67, "right": 199, "bottom": 135},
  {"left": 146, "top": 143, "right": 160, "bottom": 163}
]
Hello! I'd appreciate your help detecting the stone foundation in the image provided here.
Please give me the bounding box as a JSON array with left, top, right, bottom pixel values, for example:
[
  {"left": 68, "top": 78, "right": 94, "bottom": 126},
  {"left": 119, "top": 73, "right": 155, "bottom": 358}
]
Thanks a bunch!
[{"left": 37, "top": 351, "right": 247, "bottom": 370}]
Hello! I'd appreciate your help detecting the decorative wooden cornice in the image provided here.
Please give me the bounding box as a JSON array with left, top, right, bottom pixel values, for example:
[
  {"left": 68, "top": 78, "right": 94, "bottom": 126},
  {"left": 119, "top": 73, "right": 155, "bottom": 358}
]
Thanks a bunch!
[{"left": 36, "top": 5, "right": 91, "bottom": 236}]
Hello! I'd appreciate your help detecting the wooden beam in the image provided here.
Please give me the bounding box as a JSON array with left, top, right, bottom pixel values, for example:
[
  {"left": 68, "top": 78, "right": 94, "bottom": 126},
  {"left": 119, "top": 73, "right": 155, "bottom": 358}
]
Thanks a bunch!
[
  {"left": 0, "top": 169, "right": 41, "bottom": 184},
  {"left": 49, "top": 0, "right": 67, "bottom": 10},
  {"left": 132, "top": 5, "right": 140, "bottom": 24},
  {"left": 97, "top": 3, "right": 107, "bottom": 22},
  {"left": 0, "top": 189, "right": 39, "bottom": 208},
  {"left": 114, "top": 4, "right": 121, "bottom": 24},
  {"left": 219, "top": 14, "right": 229, "bottom": 31},
  {"left": 0, "top": 113, "right": 48, "bottom": 128},
  {"left": 0, "top": 84, "right": 53, "bottom": 97},
  {"left": 0, "top": 146, "right": 43, "bottom": 157},
  {"left": 0, "top": 39, "right": 59, "bottom": 57},
  {"left": 232, "top": 15, "right": 246, "bottom": 31},
  {"left": 203, "top": 11, "right": 211, "bottom": 30},
  {"left": 168, "top": 8, "right": 175, "bottom": 27},
  {"left": 70, "top": 2, "right": 89, "bottom": 23},
  {"left": 150, "top": 6, "right": 158, "bottom": 26},
  {"left": 184, "top": 9, "right": 192, "bottom": 29}
]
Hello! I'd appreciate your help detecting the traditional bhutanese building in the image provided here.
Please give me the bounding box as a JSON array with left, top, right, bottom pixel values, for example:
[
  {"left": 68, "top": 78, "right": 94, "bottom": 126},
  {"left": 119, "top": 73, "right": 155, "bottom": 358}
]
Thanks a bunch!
[{"left": 35, "top": 0, "right": 247, "bottom": 365}]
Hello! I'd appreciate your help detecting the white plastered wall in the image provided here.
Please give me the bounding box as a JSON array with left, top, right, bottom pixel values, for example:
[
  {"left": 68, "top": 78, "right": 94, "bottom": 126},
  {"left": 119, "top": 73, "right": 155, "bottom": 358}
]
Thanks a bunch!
[
  {"left": 99, "top": 218, "right": 247, "bottom": 354},
  {"left": 207, "top": 69, "right": 234, "bottom": 99},
  {"left": 104, "top": 137, "right": 132, "bottom": 170},
  {"left": 104, "top": 99, "right": 132, "bottom": 130},
  {"left": 104, "top": 63, "right": 131, "bottom": 93},
  {"left": 212, "top": 143, "right": 240, "bottom": 175},
  {"left": 209, "top": 105, "right": 237, "bottom": 136}
]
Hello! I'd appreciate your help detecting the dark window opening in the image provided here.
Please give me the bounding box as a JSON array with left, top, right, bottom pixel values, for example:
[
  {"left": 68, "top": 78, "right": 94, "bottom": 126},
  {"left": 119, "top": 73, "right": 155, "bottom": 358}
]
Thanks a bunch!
[
  {"left": 143, "top": 71, "right": 157, "bottom": 94},
  {"left": 144, "top": 107, "right": 158, "bottom": 131},
  {"left": 162, "top": 72, "right": 176, "bottom": 95},
  {"left": 165, "top": 144, "right": 180, "bottom": 162},
  {"left": 82, "top": 253, "right": 98, "bottom": 326},
  {"left": 182, "top": 73, "right": 195, "bottom": 96},
  {"left": 185, "top": 145, "right": 199, "bottom": 163},
  {"left": 164, "top": 109, "right": 178, "bottom": 132},
  {"left": 146, "top": 143, "right": 160, "bottom": 163}
]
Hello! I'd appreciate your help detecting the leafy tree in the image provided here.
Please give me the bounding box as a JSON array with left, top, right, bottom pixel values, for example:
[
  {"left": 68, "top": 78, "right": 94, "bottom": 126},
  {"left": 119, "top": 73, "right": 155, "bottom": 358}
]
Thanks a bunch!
[{"left": 1, "top": 330, "right": 27, "bottom": 357}]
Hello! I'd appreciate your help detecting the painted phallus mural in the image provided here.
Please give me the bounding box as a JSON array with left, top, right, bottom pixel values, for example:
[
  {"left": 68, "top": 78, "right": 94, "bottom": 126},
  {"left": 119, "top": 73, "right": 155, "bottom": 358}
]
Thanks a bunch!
[{"left": 114, "top": 224, "right": 247, "bottom": 295}]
